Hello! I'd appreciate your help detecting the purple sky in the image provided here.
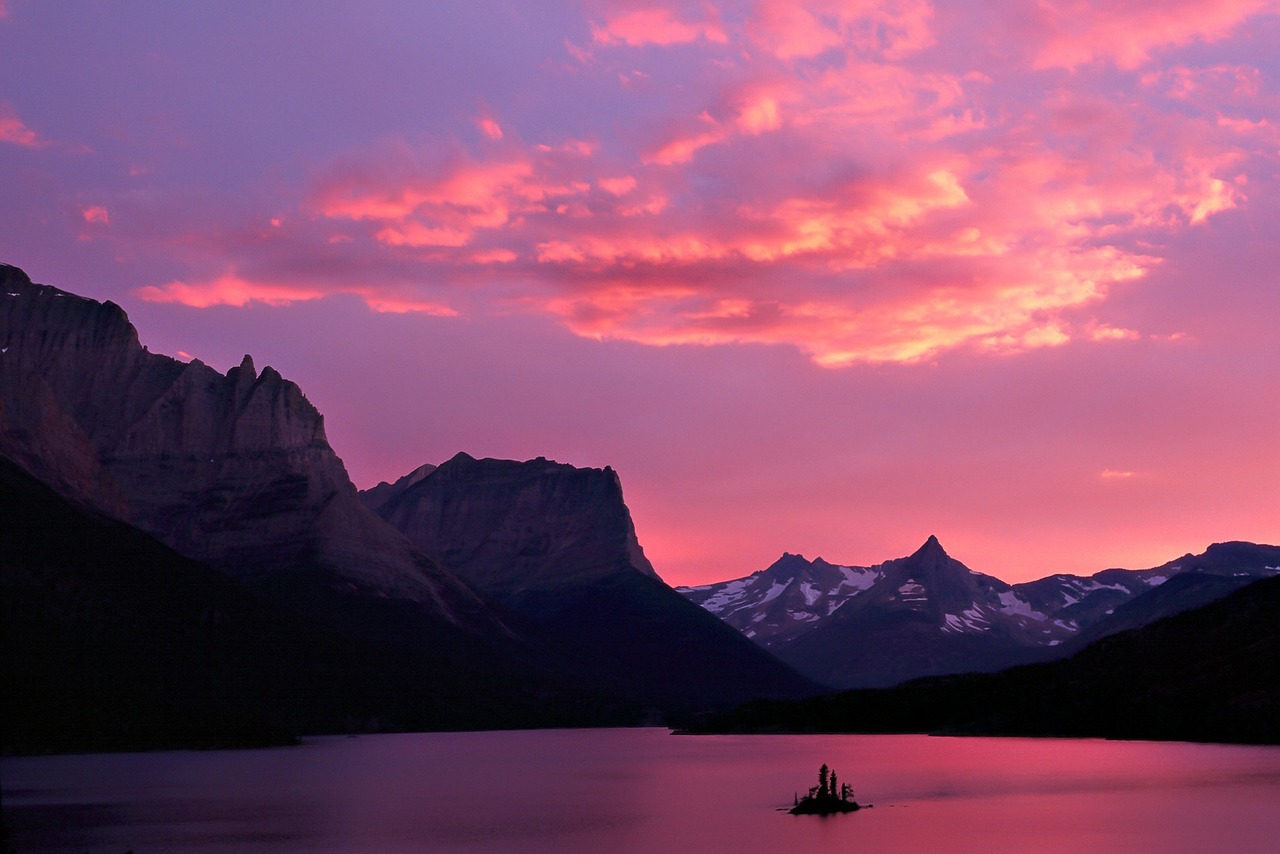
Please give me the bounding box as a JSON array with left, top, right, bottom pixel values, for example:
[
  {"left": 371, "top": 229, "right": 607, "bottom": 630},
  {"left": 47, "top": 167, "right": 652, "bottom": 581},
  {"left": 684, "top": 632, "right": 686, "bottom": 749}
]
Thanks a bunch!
[{"left": 3, "top": 0, "right": 1278, "bottom": 585}]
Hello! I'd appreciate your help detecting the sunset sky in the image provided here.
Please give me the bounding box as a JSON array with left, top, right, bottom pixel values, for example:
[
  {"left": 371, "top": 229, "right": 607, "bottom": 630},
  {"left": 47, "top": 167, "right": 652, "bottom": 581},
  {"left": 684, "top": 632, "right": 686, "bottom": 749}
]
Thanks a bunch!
[{"left": 2, "top": 1, "right": 1278, "bottom": 585}]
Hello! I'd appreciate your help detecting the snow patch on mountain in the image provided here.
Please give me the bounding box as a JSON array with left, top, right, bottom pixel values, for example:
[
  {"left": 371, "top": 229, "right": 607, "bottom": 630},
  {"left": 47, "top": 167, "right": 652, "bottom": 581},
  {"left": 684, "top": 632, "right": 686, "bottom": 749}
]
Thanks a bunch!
[
  {"left": 896, "top": 581, "right": 927, "bottom": 602},
  {"left": 838, "top": 566, "right": 879, "bottom": 591}
]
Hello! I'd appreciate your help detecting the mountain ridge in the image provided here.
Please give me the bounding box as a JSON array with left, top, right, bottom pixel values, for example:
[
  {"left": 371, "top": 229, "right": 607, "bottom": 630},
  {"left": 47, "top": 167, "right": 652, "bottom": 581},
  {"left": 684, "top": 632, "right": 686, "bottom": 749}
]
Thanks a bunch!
[
  {"left": 678, "top": 535, "right": 1280, "bottom": 688},
  {"left": 689, "top": 571, "right": 1280, "bottom": 744}
]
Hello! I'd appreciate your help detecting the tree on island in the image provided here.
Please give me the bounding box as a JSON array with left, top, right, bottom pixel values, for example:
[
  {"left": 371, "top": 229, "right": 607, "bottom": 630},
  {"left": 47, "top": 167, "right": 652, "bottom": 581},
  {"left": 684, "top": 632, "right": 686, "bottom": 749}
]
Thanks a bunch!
[{"left": 789, "top": 763, "right": 863, "bottom": 815}]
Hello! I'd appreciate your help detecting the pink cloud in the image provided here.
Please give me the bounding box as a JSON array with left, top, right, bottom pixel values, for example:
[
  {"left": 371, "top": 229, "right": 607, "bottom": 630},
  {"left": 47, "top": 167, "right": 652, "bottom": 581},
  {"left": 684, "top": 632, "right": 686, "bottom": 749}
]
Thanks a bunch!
[
  {"left": 591, "top": 7, "right": 727, "bottom": 46},
  {"left": 598, "top": 175, "right": 638, "bottom": 196},
  {"left": 749, "top": 0, "right": 936, "bottom": 61},
  {"left": 294, "top": 64, "right": 1249, "bottom": 365},
  {"left": 645, "top": 128, "right": 725, "bottom": 165},
  {"left": 1030, "top": 0, "right": 1278, "bottom": 69},
  {"left": 136, "top": 274, "right": 329, "bottom": 308},
  {"left": 1089, "top": 324, "right": 1143, "bottom": 342},
  {"left": 734, "top": 91, "right": 783, "bottom": 134},
  {"left": 135, "top": 273, "right": 457, "bottom": 316},
  {"left": 99, "top": 1, "right": 1269, "bottom": 371},
  {"left": 375, "top": 222, "right": 473, "bottom": 248},
  {"left": 476, "top": 116, "right": 504, "bottom": 140},
  {"left": 313, "top": 149, "right": 598, "bottom": 252},
  {"left": 80, "top": 205, "right": 110, "bottom": 225},
  {"left": 0, "top": 102, "right": 44, "bottom": 147}
]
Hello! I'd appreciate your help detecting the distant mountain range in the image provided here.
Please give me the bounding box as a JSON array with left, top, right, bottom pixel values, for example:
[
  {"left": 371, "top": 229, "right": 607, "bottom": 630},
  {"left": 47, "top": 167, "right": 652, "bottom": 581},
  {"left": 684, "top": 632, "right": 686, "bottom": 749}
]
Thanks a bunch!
[
  {"left": 679, "top": 536, "right": 1280, "bottom": 688},
  {"left": 688, "top": 571, "right": 1280, "bottom": 745}
]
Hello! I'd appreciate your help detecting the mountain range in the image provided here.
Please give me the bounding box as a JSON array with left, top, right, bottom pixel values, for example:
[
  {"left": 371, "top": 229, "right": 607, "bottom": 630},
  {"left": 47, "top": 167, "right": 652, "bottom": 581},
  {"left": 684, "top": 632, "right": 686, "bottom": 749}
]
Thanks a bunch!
[
  {"left": 679, "top": 536, "right": 1280, "bottom": 688},
  {"left": 4, "top": 260, "right": 1278, "bottom": 751},
  {"left": 688, "top": 571, "right": 1280, "bottom": 744}
]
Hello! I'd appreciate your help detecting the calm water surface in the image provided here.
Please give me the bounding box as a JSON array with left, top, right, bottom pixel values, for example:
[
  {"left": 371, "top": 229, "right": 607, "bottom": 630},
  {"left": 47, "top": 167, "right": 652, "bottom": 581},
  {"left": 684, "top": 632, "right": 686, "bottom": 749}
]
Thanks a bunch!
[{"left": 5, "top": 729, "right": 1280, "bottom": 852}]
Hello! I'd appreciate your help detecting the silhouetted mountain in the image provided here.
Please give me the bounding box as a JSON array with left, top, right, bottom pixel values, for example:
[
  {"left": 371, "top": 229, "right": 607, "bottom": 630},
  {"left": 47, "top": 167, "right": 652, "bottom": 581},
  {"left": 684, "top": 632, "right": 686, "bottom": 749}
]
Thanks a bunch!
[
  {"left": 1, "top": 263, "right": 812, "bottom": 738},
  {"left": 0, "top": 265, "right": 646, "bottom": 737},
  {"left": 690, "top": 573, "right": 1280, "bottom": 744},
  {"left": 364, "top": 453, "right": 818, "bottom": 712},
  {"left": 0, "top": 454, "right": 618, "bottom": 754},
  {"left": 0, "top": 267, "right": 512, "bottom": 640},
  {"left": 0, "top": 264, "right": 505, "bottom": 646},
  {"left": 360, "top": 462, "right": 437, "bottom": 515},
  {"left": 679, "top": 536, "right": 1280, "bottom": 688},
  {"left": 365, "top": 453, "right": 661, "bottom": 598}
]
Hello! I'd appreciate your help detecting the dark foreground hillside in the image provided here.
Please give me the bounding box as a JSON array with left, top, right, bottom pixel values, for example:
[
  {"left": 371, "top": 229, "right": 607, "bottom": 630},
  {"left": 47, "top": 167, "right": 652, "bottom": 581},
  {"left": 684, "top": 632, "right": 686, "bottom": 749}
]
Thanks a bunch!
[
  {"left": 690, "top": 573, "right": 1280, "bottom": 744},
  {"left": 0, "top": 455, "right": 623, "bottom": 754}
]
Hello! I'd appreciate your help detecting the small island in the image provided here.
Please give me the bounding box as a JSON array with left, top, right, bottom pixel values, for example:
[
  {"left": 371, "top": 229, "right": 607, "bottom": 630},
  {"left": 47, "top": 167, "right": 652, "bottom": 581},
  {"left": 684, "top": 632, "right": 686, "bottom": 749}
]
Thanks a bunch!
[{"left": 789, "top": 763, "right": 863, "bottom": 815}]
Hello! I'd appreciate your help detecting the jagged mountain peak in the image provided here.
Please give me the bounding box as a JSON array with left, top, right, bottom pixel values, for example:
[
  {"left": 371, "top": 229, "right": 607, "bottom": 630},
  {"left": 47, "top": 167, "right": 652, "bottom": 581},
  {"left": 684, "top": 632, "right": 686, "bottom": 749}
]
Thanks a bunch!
[
  {"left": 762, "top": 552, "right": 816, "bottom": 578},
  {"left": 909, "top": 534, "right": 948, "bottom": 561},
  {"left": 677, "top": 552, "right": 883, "bottom": 648},
  {"left": 232, "top": 353, "right": 256, "bottom": 380},
  {"left": 0, "top": 268, "right": 501, "bottom": 626},
  {"left": 359, "top": 462, "right": 439, "bottom": 515},
  {"left": 444, "top": 450, "right": 478, "bottom": 466}
]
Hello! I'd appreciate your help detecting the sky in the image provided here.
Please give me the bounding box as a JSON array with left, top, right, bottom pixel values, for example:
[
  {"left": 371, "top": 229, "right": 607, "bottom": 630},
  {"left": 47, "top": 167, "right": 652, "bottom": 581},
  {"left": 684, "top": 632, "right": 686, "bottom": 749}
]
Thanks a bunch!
[{"left": 2, "top": 0, "right": 1278, "bottom": 586}]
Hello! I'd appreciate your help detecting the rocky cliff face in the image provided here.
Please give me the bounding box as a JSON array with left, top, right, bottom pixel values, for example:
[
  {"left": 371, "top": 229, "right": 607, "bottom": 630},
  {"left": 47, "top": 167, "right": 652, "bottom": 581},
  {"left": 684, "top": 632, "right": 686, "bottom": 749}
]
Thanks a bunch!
[
  {"left": 0, "top": 264, "right": 495, "bottom": 628},
  {"left": 364, "top": 452, "right": 659, "bottom": 603},
  {"left": 365, "top": 454, "right": 818, "bottom": 710}
]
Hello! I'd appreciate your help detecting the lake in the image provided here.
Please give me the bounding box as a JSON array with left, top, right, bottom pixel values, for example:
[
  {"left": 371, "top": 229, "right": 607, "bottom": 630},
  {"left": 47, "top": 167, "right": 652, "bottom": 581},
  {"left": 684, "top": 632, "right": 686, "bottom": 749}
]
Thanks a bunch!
[{"left": 5, "top": 729, "right": 1280, "bottom": 852}]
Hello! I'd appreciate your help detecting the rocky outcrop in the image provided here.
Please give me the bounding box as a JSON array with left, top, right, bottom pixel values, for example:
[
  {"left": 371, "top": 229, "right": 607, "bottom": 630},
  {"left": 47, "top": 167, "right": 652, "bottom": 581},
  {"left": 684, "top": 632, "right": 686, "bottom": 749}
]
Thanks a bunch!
[{"left": 364, "top": 452, "right": 659, "bottom": 603}]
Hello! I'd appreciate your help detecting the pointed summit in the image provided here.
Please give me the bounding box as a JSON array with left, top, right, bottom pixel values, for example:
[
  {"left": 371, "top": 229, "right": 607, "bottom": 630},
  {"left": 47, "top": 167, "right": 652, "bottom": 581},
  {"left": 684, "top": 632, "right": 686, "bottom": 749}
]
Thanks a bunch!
[
  {"left": 761, "top": 552, "right": 816, "bottom": 581},
  {"left": 912, "top": 534, "right": 948, "bottom": 559}
]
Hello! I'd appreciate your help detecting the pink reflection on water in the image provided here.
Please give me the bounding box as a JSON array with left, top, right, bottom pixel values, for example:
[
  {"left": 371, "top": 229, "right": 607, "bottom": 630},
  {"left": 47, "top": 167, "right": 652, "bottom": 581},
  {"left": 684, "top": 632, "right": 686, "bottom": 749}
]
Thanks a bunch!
[{"left": 5, "top": 730, "right": 1280, "bottom": 853}]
